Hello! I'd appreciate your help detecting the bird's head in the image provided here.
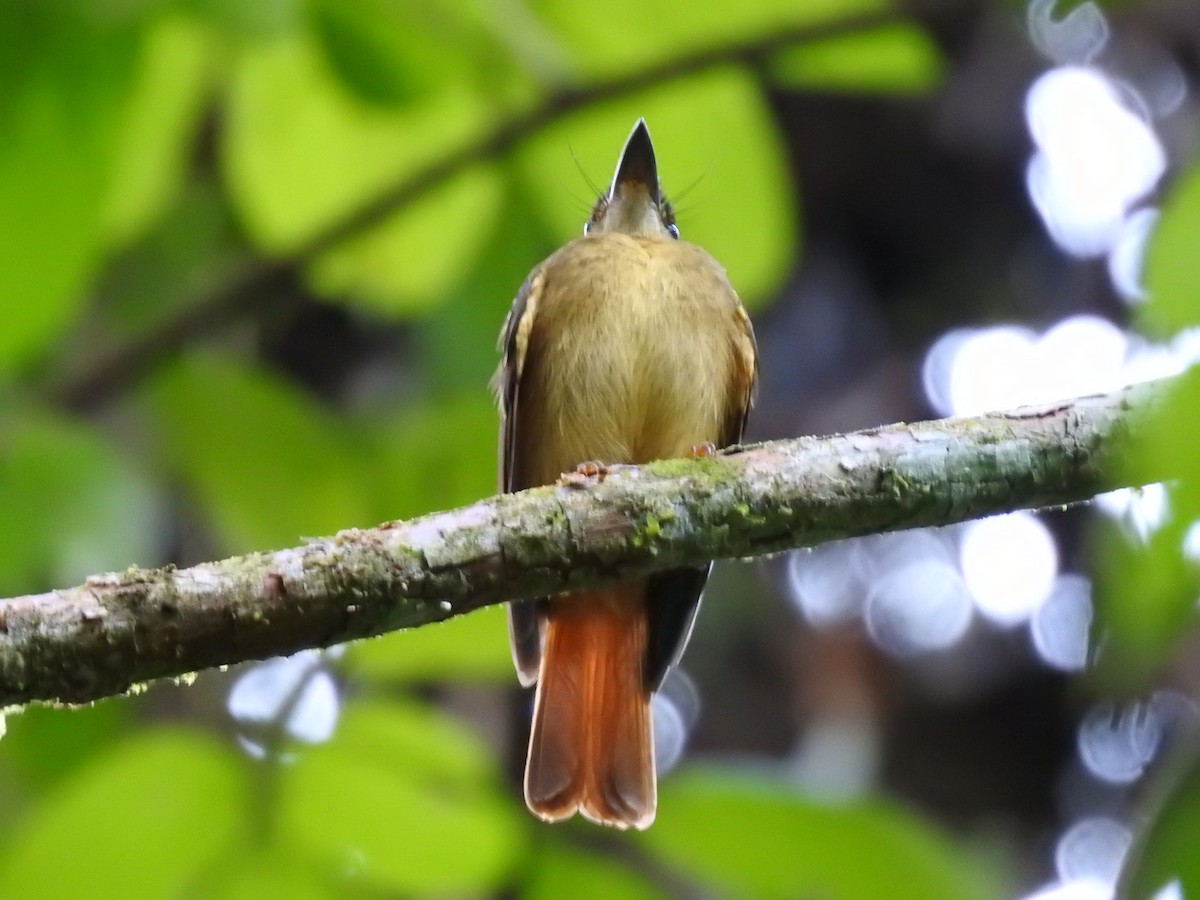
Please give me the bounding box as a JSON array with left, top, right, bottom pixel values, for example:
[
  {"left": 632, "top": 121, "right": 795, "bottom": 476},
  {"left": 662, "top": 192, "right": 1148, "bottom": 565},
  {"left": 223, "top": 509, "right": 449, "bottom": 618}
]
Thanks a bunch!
[{"left": 585, "top": 118, "right": 679, "bottom": 240}]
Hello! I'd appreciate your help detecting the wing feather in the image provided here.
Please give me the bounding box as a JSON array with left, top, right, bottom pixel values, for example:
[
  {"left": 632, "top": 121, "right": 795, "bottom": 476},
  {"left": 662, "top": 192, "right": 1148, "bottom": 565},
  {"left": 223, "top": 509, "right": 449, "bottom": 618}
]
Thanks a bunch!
[{"left": 493, "top": 269, "right": 546, "bottom": 686}]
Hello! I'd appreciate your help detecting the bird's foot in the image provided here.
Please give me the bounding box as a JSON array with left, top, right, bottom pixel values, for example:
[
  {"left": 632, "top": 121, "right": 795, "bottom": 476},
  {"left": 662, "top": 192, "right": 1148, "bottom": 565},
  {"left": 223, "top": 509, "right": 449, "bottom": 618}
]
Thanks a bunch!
[
  {"left": 559, "top": 460, "right": 609, "bottom": 487},
  {"left": 687, "top": 442, "right": 717, "bottom": 459}
]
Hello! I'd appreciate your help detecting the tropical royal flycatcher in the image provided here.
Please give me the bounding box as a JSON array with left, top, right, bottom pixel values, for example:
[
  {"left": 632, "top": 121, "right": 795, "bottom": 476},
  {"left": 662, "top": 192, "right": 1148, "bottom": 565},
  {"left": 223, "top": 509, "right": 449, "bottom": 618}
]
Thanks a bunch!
[{"left": 493, "top": 119, "right": 757, "bottom": 829}]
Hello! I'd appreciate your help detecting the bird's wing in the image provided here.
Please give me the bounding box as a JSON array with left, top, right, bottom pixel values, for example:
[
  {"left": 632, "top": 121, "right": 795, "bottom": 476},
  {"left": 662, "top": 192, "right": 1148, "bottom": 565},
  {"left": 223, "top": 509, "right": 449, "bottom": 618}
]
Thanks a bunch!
[
  {"left": 492, "top": 268, "right": 546, "bottom": 687},
  {"left": 722, "top": 302, "right": 760, "bottom": 450}
]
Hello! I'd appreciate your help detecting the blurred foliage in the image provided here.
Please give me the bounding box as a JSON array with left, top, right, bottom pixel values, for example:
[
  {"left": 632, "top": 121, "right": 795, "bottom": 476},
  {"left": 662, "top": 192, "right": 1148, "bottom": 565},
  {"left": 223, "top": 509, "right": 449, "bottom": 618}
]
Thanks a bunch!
[
  {"left": 0, "top": 731, "right": 244, "bottom": 899},
  {"left": 517, "top": 68, "right": 796, "bottom": 304},
  {"left": 143, "top": 352, "right": 372, "bottom": 551},
  {"left": 1124, "top": 744, "right": 1200, "bottom": 898},
  {"left": 768, "top": 22, "right": 944, "bottom": 93},
  {"left": 5, "top": 0, "right": 1198, "bottom": 897},
  {"left": 276, "top": 700, "right": 526, "bottom": 893},
  {"left": 1095, "top": 160, "right": 1200, "bottom": 682},
  {"left": 349, "top": 605, "right": 512, "bottom": 683},
  {"left": 1142, "top": 161, "right": 1200, "bottom": 338},
  {"left": 1099, "top": 155, "right": 1200, "bottom": 895},
  {"left": 644, "top": 768, "right": 999, "bottom": 899},
  {"left": 0, "top": 409, "right": 160, "bottom": 594}
]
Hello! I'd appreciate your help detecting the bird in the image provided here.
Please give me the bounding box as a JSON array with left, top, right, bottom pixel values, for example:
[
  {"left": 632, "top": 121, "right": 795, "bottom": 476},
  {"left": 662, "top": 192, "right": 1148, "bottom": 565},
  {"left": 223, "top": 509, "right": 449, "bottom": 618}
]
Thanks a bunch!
[{"left": 492, "top": 118, "right": 757, "bottom": 829}]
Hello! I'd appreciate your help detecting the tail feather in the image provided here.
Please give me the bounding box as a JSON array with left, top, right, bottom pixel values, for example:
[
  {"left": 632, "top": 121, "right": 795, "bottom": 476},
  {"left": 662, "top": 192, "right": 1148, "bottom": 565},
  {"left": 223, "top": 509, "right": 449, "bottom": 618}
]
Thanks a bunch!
[{"left": 524, "top": 586, "right": 656, "bottom": 830}]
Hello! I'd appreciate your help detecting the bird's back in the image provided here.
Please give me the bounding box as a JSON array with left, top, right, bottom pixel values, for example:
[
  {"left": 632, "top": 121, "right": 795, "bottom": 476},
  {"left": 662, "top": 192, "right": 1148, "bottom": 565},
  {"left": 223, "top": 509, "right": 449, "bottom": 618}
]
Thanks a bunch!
[{"left": 514, "top": 232, "right": 744, "bottom": 486}]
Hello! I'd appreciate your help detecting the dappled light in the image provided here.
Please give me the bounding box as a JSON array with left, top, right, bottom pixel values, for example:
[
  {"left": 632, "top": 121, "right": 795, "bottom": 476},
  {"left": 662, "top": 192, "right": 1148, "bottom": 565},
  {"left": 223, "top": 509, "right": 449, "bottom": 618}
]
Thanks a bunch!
[
  {"left": 1026, "top": 0, "right": 1109, "bottom": 65},
  {"left": 1108, "top": 208, "right": 1158, "bottom": 302}
]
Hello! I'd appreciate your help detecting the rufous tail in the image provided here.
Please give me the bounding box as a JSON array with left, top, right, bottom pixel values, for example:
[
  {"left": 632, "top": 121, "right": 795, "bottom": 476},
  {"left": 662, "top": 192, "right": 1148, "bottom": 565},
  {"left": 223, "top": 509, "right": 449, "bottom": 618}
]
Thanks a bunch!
[{"left": 523, "top": 586, "right": 655, "bottom": 829}]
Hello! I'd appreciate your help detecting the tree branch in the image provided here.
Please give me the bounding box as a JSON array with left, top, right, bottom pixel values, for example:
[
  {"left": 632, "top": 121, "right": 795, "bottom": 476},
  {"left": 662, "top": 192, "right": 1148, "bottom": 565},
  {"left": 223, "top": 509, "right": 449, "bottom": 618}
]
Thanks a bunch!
[
  {"left": 43, "top": 7, "right": 907, "bottom": 412},
  {"left": 0, "top": 383, "right": 1159, "bottom": 708}
]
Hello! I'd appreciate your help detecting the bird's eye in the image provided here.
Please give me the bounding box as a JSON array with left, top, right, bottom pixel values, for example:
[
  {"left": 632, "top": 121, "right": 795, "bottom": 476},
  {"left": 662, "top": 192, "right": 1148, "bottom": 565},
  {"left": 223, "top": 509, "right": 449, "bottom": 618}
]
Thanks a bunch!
[
  {"left": 585, "top": 195, "right": 607, "bottom": 235},
  {"left": 659, "top": 198, "right": 679, "bottom": 239}
]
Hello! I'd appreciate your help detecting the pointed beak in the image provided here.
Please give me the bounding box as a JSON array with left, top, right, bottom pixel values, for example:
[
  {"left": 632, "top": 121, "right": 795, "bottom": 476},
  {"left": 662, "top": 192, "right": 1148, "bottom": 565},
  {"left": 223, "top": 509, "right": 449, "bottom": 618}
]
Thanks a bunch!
[{"left": 609, "top": 118, "right": 660, "bottom": 204}]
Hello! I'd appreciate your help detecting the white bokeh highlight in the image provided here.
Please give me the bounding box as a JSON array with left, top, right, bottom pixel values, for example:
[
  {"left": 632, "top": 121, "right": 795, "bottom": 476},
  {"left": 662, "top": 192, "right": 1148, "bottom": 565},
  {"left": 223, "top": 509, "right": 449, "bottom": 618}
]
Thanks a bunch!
[
  {"left": 923, "top": 318, "right": 1200, "bottom": 549},
  {"left": 788, "top": 531, "right": 979, "bottom": 659},
  {"left": 864, "top": 558, "right": 973, "bottom": 656},
  {"left": 1026, "top": 66, "right": 1165, "bottom": 257},
  {"left": 1055, "top": 817, "right": 1131, "bottom": 890},
  {"left": 961, "top": 512, "right": 1059, "bottom": 626},
  {"left": 653, "top": 668, "right": 701, "bottom": 775},
  {"left": 1027, "top": 0, "right": 1109, "bottom": 65},
  {"left": 1031, "top": 574, "right": 1093, "bottom": 670},
  {"left": 788, "top": 540, "right": 869, "bottom": 627},
  {"left": 1108, "top": 207, "right": 1159, "bottom": 302},
  {"left": 227, "top": 648, "right": 343, "bottom": 758},
  {"left": 1078, "top": 700, "right": 1163, "bottom": 784}
]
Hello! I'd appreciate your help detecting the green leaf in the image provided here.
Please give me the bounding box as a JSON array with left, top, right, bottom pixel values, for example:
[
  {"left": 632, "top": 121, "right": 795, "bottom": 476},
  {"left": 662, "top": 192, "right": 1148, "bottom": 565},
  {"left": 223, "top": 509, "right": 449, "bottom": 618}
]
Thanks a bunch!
[
  {"left": 0, "top": 410, "right": 161, "bottom": 594},
  {"left": 517, "top": 68, "right": 797, "bottom": 306},
  {"left": 349, "top": 604, "right": 511, "bottom": 683},
  {"left": 181, "top": 0, "right": 301, "bottom": 36},
  {"left": 97, "top": 180, "right": 245, "bottom": 334},
  {"left": 307, "top": 0, "right": 515, "bottom": 109},
  {"left": 0, "top": 702, "right": 129, "bottom": 791},
  {"left": 0, "top": 7, "right": 134, "bottom": 371},
  {"left": 524, "top": 841, "right": 668, "bottom": 900},
  {"left": 1124, "top": 368, "right": 1200, "bottom": 492},
  {"left": 1142, "top": 161, "right": 1200, "bottom": 335},
  {"left": 365, "top": 390, "right": 498, "bottom": 522},
  {"left": 101, "top": 15, "right": 213, "bottom": 247},
  {"left": 530, "top": 0, "right": 886, "bottom": 78},
  {"left": 213, "top": 850, "right": 344, "bottom": 900},
  {"left": 308, "top": 0, "right": 429, "bottom": 106},
  {"left": 309, "top": 163, "right": 502, "bottom": 314},
  {"left": 0, "top": 730, "right": 243, "bottom": 899},
  {"left": 1095, "top": 156, "right": 1200, "bottom": 682},
  {"left": 223, "top": 32, "right": 500, "bottom": 312},
  {"left": 769, "top": 23, "right": 944, "bottom": 93},
  {"left": 349, "top": 394, "right": 511, "bottom": 684},
  {"left": 142, "top": 354, "right": 371, "bottom": 552},
  {"left": 1123, "top": 750, "right": 1200, "bottom": 897},
  {"left": 279, "top": 699, "right": 525, "bottom": 893},
  {"left": 420, "top": 182, "right": 557, "bottom": 391},
  {"left": 641, "top": 767, "right": 999, "bottom": 900},
  {"left": 1092, "top": 369, "right": 1200, "bottom": 684},
  {"left": 1092, "top": 512, "right": 1196, "bottom": 689}
]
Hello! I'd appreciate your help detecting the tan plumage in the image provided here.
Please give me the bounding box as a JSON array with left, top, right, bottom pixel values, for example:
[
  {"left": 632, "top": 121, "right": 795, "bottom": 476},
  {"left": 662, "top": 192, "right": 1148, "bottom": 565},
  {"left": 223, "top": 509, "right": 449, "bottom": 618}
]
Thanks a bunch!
[{"left": 493, "top": 120, "right": 756, "bottom": 829}]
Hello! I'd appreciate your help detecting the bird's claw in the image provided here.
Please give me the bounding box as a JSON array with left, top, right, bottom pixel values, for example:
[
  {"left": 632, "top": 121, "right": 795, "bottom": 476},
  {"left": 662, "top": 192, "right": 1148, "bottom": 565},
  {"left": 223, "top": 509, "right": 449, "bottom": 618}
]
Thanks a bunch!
[{"left": 559, "top": 461, "right": 609, "bottom": 488}]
